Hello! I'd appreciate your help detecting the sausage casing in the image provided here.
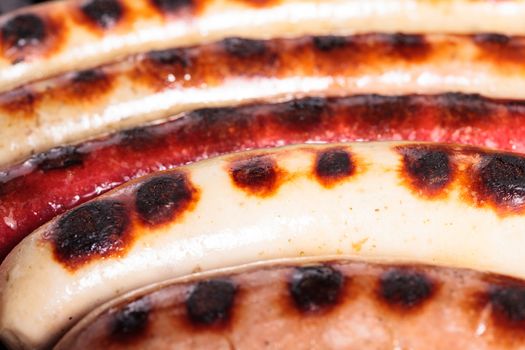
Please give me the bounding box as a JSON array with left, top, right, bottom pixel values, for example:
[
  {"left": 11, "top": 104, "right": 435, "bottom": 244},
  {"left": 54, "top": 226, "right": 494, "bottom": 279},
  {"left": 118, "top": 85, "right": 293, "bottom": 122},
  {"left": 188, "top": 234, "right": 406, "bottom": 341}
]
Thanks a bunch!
[
  {"left": 3, "top": 142, "right": 525, "bottom": 348},
  {"left": 3, "top": 0, "right": 525, "bottom": 92}
]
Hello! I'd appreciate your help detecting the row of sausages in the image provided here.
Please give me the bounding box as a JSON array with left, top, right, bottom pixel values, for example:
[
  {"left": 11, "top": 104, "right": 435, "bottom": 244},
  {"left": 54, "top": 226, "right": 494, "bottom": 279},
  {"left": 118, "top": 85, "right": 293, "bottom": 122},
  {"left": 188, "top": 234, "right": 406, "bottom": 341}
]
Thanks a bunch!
[{"left": 2, "top": 1, "right": 525, "bottom": 349}]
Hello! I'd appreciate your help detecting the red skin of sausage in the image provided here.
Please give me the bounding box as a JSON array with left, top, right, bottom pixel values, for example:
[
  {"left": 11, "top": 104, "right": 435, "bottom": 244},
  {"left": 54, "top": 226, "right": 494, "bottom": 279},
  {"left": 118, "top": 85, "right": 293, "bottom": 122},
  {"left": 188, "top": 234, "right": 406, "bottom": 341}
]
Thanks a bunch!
[{"left": 1, "top": 93, "right": 525, "bottom": 260}]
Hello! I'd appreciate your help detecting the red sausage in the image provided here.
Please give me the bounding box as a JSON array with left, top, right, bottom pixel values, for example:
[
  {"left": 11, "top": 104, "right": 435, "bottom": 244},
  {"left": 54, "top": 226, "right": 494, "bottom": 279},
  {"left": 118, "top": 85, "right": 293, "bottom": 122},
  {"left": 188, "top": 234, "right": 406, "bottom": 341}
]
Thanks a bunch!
[{"left": 1, "top": 93, "right": 525, "bottom": 260}]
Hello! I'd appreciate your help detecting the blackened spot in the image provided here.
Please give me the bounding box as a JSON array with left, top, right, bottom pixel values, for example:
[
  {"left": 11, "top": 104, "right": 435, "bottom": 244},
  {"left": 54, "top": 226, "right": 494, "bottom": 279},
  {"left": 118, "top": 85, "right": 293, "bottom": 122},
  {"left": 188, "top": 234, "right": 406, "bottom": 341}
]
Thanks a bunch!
[
  {"left": 186, "top": 279, "right": 236, "bottom": 325},
  {"left": 280, "top": 97, "right": 325, "bottom": 132},
  {"left": 136, "top": 173, "right": 195, "bottom": 226},
  {"left": 439, "top": 93, "right": 492, "bottom": 123},
  {"left": 389, "top": 33, "right": 426, "bottom": 47},
  {"left": 489, "top": 285, "right": 525, "bottom": 324},
  {"left": 398, "top": 146, "right": 453, "bottom": 197},
  {"left": 313, "top": 36, "right": 347, "bottom": 51},
  {"left": 290, "top": 265, "right": 344, "bottom": 312},
  {"left": 81, "top": 0, "right": 123, "bottom": 29},
  {"left": 0, "top": 87, "right": 38, "bottom": 116},
  {"left": 474, "top": 154, "right": 525, "bottom": 210},
  {"left": 361, "top": 95, "right": 414, "bottom": 124},
  {"left": 473, "top": 33, "right": 525, "bottom": 63},
  {"left": 120, "top": 125, "right": 158, "bottom": 150},
  {"left": 147, "top": 48, "right": 189, "bottom": 67},
  {"left": 474, "top": 33, "right": 511, "bottom": 46},
  {"left": 2, "top": 13, "right": 46, "bottom": 49},
  {"left": 230, "top": 155, "right": 279, "bottom": 196},
  {"left": 53, "top": 200, "right": 130, "bottom": 268},
  {"left": 67, "top": 68, "right": 113, "bottom": 99},
  {"left": 72, "top": 69, "right": 105, "bottom": 84},
  {"left": 223, "top": 38, "right": 267, "bottom": 58},
  {"left": 111, "top": 298, "right": 150, "bottom": 340},
  {"left": 189, "top": 107, "right": 239, "bottom": 126},
  {"left": 385, "top": 33, "right": 430, "bottom": 60},
  {"left": 379, "top": 269, "right": 434, "bottom": 309},
  {"left": 36, "top": 146, "right": 84, "bottom": 171},
  {"left": 315, "top": 148, "right": 354, "bottom": 186},
  {"left": 151, "top": 0, "right": 193, "bottom": 13}
]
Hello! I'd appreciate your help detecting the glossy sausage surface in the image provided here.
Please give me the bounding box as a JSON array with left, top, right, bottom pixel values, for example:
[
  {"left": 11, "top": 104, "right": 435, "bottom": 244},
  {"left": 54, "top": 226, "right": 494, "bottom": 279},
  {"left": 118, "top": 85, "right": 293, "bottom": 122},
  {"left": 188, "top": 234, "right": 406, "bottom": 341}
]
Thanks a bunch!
[
  {"left": 4, "top": 33, "right": 525, "bottom": 166},
  {"left": 3, "top": 93, "right": 525, "bottom": 262},
  {"left": 3, "top": 0, "right": 525, "bottom": 92},
  {"left": 4, "top": 142, "right": 525, "bottom": 348},
  {"left": 56, "top": 259, "right": 525, "bottom": 350}
]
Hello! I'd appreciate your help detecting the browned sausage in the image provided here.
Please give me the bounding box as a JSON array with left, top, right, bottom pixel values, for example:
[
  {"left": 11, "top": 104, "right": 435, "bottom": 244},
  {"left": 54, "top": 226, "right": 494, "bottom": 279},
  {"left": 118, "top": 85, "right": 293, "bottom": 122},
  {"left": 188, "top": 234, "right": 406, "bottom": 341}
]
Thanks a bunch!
[
  {"left": 56, "top": 259, "right": 525, "bottom": 350},
  {"left": 2, "top": 0, "right": 525, "bottom": 92}
]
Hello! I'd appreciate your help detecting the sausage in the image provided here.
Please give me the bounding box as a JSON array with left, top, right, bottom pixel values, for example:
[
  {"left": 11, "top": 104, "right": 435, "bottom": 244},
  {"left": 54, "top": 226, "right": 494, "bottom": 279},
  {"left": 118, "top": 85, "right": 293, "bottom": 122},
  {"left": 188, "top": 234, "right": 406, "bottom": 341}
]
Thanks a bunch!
[
  {"left": 4, "top": 141, "right": 525, "bottom": 348},
  {"left": 2, "top": 0, "right": 525, "bottom": 93},
  {"left": 2, "top": 93, "right": 525, "bottom": 263},
  {"left": 55, "top": 259, "right": 525, "bottom": 350},
  {"left": 3, "top": 33, "right": 525, "bottom": 167}
]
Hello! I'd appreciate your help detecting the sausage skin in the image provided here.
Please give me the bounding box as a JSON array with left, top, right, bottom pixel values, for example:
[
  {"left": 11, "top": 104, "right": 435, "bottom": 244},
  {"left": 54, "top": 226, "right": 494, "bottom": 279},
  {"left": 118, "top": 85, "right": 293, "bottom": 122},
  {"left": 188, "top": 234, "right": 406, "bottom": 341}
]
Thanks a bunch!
[
  {"left": 4, "top": 33, "right": 525, "bottom": 166},
  {"left": 2, "top": 0, "right": 525, "bottom": 92},
  {"left": 55, "top": 259, "right": 525, "bottom": 350},
  {"left": 4, "top": 142, "right": 525, "bottom": 348},
  {"left": 2, "top": 93, "right": 525, "bottom": 262}
]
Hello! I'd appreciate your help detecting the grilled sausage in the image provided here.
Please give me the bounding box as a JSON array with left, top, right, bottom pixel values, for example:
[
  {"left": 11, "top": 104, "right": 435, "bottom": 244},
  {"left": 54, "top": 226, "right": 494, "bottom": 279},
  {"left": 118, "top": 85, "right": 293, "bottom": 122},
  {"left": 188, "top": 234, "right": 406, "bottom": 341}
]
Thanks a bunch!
[
  {"left": 4, "top": 142, "right": 525, "bottom": 348},
  {"left": 2, "top": 0, "right": 525, "bottom": 93},
  {"left": 4, "top": 33, "right": 525, "bottom": 167},
  {"left": 2, "top": 93, "right": 525, "bottom": 263},
  {"left": 55, "top": 259, "right": 525, "bottom": 350}
]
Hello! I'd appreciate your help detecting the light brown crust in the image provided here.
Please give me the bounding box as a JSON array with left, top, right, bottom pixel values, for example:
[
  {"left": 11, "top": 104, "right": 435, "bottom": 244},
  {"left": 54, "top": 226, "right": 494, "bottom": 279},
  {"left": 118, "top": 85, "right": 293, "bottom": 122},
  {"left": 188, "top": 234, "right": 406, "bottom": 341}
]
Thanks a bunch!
[{"left": 2, "top": 0, "right": 525, "bottom": 93}]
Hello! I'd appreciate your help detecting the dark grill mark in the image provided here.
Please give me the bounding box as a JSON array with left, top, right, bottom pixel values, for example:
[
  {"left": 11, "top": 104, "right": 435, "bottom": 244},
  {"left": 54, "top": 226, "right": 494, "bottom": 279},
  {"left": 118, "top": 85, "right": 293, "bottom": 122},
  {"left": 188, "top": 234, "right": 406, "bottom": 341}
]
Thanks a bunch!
[
  {"left": 2, "top": 13, "right": 46, "bottom": 49},
  {"left": 438, "top": 92, "right": 492, "bottom": 122},
  {"left": 144, "top": 48, "right": 191, "bottom": 87},
  {"left": 223, "top": 38, "right": 267, "bottom": 58},
  {"left": 279, "top": 97, "right": 325, "bottom": 132},
  {"left": 488, "top": 284, "right": 525, "bottom": 332},
  {"left": 66, "top": 68, "right": 113, "bottom": 100},
  {"left": 290, "top": 265, "right": 344, "bottom": 312},
  {"left": 111, "top": 298, "right": 150, "bottom": 341},
  {"left": 72, "top": 69, "right": 105, "bottom": 84},
  {"left": 473, "top": 33, "right": 525, "bottom": 64},
  {"left": 147, "top": 48, "right": 190, "bottom": 67},
  {"left": 397, "top": 145, "right": 453, "bottom": 197},
  {"left": 230, "top": 155, "right": 280, "bottom": 197},
  {"left": 36, "top": 146, "right": 84, "bottom": 171},
  {"left": 315, "top": 148, "right": 354, "bottom": 187},
  {"left": 151, "top": 0, "right": 193, "bottom": 13},
  {"left": 471, "top": 154, "right": 525, "bottom": 212},
  {"left": 490, "top": 285, "right": 525, "bottom": 323},
  {"left": 379, "top": 269, "right": 434, "bottom": 309},
  {"left": 384, "top": 33, "right": 430, "bottom": 60},
  {"left": 120, "top": 125, "right": 160, "bottom": 151},
  {"left": 474, "top": 33, "right": 511, "bottom": 46},
  {"left": 0, "top": 88, "right": 38, "bottom": 117},
  {"left": 53, "top": 200, "right": 130, "bottom": 269},
  {"left": 361, "top": 95, "right": 414, "bottom": 124},
  {"left": 186, "top": 279, "right": 236, "bottom": 326},
  {"left": 135, "top": 173, "right": 196, "bottom": 226},
  {"left": 81, "top": 0, "right": 123, "bottom": 29},
  {"left": 313, "top": 36, "right": 347, "bottom": 51}
]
